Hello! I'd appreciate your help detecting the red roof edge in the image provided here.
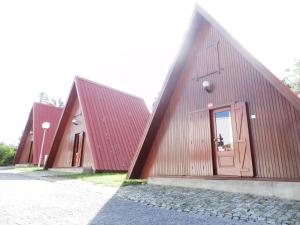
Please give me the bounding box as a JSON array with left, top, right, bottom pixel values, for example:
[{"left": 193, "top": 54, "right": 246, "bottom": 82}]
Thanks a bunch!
[{"left": 13, "top": 107, "right": 33, "bottom": 165}]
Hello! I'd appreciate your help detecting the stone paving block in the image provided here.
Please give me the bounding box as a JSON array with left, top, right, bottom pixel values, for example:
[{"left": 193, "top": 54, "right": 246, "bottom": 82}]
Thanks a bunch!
[{"left": 117, "top": 184, "right": 300, "bottom": 224}]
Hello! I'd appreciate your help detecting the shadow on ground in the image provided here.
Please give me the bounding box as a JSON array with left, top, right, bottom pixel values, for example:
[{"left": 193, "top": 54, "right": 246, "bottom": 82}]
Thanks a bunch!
[{"left": 87, "top": 189, "right": 265, "bottom": 225}]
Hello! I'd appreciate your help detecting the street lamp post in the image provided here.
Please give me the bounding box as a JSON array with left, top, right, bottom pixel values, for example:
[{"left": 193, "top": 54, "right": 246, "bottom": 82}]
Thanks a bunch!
[{"left": 38, "top": 121, "right": 50, "bottom": 167}]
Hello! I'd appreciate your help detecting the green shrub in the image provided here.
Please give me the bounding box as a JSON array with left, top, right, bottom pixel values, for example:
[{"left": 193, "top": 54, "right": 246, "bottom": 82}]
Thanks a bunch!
[{"left": 0, "top": 144, "right": 16, "bottom": 166}]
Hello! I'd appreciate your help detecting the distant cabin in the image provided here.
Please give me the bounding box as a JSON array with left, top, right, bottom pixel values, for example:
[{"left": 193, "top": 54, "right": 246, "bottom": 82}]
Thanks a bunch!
[
  {"left": 128, "top": 5, "right": 300, "bottom": 186},
  {"left": 13, "top": 103, "right": 63, "bottom": 166},
  {"left": 45, "top": 76, "right": 149, "bottom": 172}
]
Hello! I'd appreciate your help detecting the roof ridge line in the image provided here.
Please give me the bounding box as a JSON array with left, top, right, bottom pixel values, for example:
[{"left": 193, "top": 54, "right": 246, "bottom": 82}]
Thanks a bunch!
[{"left": 74, "top": 76, "right": 145, "bottom": 101}]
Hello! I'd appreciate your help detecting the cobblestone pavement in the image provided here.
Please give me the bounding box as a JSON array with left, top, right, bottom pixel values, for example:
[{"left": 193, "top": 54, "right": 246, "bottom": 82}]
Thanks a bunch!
[
  {"left": 117, "top": 185, "right": 300, "bottom": 225},
  {"left": 89, "top": 196, "right": 263, "bottom": 225}
]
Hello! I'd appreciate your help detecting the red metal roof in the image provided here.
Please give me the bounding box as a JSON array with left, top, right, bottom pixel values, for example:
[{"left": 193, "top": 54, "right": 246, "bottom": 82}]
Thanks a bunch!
[
  {"left": 13, "top": 103, "right": 63, "bottom": 165},
  {"left": 46, "top": 76, "right": 149, "bottom": 171}
]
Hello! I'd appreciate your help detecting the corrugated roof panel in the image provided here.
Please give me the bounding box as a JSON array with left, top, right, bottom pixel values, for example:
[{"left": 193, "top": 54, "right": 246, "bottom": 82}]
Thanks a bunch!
[{"left": 75, "top": 77, "right": 149, "bottom": 171}]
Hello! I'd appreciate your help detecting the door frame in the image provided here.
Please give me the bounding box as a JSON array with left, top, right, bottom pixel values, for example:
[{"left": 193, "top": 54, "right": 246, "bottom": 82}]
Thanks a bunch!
[
  {"left": 71, "top": 132, "right": 85, "bottom": 167},
  {"left": 27, "top": 141, "right": 33, "bottom": 163},
  {"left": 210, "top": 105, "right": 241, "bottom": 176},
  {"left": 207, "top": 102, "right": 254, "bottom": 177}
]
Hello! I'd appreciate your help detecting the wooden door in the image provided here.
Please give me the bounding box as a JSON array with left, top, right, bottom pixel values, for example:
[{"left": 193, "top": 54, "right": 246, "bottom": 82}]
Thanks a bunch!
[
  {"left": 27, "top": 141, "right": 33, "bottom": 163},
  {"left": 231, "top": 102, "right": 253, "bottom": 177},
  {"left": 212, "top": 107, "right": 240, "bottom": 176},
  {"left": 212, "top": 103, "right": 254, "bottom": 177},
  {"left": 72, "top": 132, "right": 85, "bottom": 167},
  {"left": 189, "top": 110, "right": 213, "bottom": 176}
]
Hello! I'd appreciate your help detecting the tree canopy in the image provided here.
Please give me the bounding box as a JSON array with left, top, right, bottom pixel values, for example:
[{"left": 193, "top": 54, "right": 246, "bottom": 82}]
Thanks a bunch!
[
  {"left": 283, "top": 60, "right": 300, "bottom": 96},
  {"left": 0, "top": 143, "right": 16, "bottom": 166},
  {"left": 38, "top": 92, "right": 64, "bottom": 108}
]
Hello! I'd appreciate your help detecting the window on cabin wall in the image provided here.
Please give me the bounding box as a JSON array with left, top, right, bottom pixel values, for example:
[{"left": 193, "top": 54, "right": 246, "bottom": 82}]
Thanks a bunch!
[{"left": 195, "top": 42, "right": 220, "bottom": 78}]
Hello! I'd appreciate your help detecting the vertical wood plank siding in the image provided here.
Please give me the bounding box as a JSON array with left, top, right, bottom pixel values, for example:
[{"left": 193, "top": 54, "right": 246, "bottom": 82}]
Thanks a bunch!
[
  {"left": 142, "top": 20, "right": 300, "bottom": 179},
  {"left": 52, "top": 98, "right": 93, "bottom": 168},
  {"left": 18, "top": 124, "right": 33, "bottom": 163},
  {"left": 189, "top": 110, "right": 213, "bottom": 176}
]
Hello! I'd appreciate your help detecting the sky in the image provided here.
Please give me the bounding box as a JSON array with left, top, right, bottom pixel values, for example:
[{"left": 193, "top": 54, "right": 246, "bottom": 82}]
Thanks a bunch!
[{"left": 0, "top": 0, "right": 300, "bottom": 145}]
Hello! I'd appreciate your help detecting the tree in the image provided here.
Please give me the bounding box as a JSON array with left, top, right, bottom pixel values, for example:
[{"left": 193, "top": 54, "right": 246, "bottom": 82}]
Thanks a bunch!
[
  {"left": 0, "top": 143, "right": 16, "bottom": 166},
  {"left": 38, "top": 92, "right": 49, "bottom": 104},
  {"left": 283, "top": 60, "right": 300, "bottom": 96},
  {"left": 38, "top": 92, "right": 64, "bottom": 108},
  {"left": 51, "top": 97, "right": 57, "bottom": 107},
  {"left": 58, "top": 98, "right": 64, "bottom": 108}
]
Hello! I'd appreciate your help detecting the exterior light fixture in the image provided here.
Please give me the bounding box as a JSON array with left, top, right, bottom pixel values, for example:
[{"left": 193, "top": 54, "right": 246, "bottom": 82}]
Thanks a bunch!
[
  {"left": 38, "top": 121, "right": 51, "bottom": 167},
  {"left": 72, "top": 118, "right": 79, "bottom": 125},
  {"left": 29, "top": 131, "right": 33, "bottom": 135},
  {"left": 42, "top": 122, "right": 50, "bottom": 129},
  {"left": 202, "top": 80, "right": 212, "bottom": 92}
]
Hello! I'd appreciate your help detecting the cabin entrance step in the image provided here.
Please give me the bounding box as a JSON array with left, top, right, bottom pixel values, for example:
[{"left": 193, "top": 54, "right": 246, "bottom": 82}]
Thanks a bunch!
[
  {"left": 148, "top": 177, "right": 300, "bottom": 201},
  {"left": 14, "top": 164, "right": 33, "bottom": 168},
  {"left": 48, "top": 167, "right": 93, "bottom": 174}
]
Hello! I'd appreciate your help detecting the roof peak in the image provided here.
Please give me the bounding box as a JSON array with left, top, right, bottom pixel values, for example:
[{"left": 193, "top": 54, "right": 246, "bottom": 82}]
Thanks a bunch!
[
  {"left": 74, "top": 76, "right": 145, "bottom": 101},
  {"left": 33, "top": 102, "right": 63, "bottom": 110}
]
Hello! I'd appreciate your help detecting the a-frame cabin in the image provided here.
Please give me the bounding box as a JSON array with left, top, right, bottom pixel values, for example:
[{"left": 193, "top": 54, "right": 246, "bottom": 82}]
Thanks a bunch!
[
  {"left": 45, "top": 76, "right": 149, "bottom": 172},
  {"left": 128, "top": 5, "right": 300, "bottom": 189},
  {"left": 13, "top": 103, "right": 63, "bottom": 166}
]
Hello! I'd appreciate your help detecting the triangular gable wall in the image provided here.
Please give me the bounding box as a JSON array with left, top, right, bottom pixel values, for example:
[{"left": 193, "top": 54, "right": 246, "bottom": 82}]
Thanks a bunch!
[
  {"left": 45, "top": 82, "right": 95, "bottom": 169},
  {"left": 128, "top": 5, "right": 300, "bottom": 179}
]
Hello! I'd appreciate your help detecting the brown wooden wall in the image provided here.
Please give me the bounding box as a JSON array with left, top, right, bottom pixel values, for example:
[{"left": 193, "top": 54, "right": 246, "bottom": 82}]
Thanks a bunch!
[
  {"left": 18, "top": 125, "right": 33, "bottom": 164},
  {"left": 52, "top": 97, "right": 94, "bottom": 168},
  {"left": 141, "top": 21, "right": 300, "bottom": 180}
]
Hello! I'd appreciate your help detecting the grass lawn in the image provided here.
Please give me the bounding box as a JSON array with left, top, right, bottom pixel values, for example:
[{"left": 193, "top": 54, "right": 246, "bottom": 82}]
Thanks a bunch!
[{"left": 60, "top": 172, "right": 146, "bottom": 187}]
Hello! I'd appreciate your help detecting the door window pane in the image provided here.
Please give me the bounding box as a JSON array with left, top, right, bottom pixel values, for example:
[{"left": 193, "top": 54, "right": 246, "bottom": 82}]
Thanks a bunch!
[{"left": 215, "top": 110, "right": 233, "bottom": 151}]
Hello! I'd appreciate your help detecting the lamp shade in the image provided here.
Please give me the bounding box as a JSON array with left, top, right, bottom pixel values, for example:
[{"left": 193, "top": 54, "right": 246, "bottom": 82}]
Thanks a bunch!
[{"left": 42, "top": 121, "right": 51, "bottom": 129}]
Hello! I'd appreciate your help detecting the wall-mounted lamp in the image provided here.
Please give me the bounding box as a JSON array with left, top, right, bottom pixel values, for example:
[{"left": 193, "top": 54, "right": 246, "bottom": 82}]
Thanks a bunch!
[
  {"left": 29, "top": 131, "right": 33, "bottom": 135},
  {"left": 72, "top": 118, "right": 79, "bottom": 125},
  {"left": 202, "top": 80, "right": 212, "bottom": 92}
]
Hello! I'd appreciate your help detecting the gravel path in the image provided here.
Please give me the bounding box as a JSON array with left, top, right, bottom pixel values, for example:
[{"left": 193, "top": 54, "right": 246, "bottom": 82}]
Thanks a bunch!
[
  {"left": 0, "top": 168, "right": 296, "bottom": 225},
  {"left": 0, "top": 169, "right": 118, "bottom": 225}
]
